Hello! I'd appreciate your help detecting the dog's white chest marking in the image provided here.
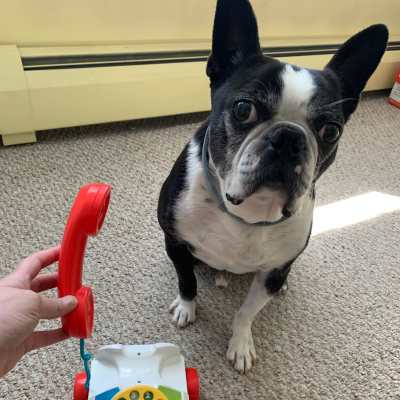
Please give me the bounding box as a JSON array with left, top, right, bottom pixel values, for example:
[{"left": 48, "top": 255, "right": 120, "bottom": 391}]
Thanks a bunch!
[{"left": 175, "top": 141, "right": 314, "bottom": 274}]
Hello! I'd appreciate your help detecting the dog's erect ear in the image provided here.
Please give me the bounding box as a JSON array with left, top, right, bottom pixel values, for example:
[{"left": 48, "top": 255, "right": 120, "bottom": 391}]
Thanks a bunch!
[
  {"left": 207, "top": 0, "right": 262, "bottom": 84},
  {"left": 325, "top": 24, "right": 388, "bottom": 105}
]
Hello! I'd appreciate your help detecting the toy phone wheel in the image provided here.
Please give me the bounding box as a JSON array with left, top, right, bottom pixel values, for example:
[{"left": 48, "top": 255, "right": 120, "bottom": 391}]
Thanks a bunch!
[
  {"left": 186, "top": 367, "right": 200, "bottom": 400},
  {"left": 74, "top": 371, "right": 89, "bottom": 400}
]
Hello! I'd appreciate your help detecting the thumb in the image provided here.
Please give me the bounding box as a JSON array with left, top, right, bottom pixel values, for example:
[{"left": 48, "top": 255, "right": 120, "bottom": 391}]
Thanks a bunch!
[{"left": 38, "top": 295, "right": 78, "bottom": 319}]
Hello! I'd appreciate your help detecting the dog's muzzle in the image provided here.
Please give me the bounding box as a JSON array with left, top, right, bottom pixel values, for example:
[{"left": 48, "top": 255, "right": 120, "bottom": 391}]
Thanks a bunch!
[
  {"left": 202, "top": 126, "right": 295, "bottom": 226},
  {"left": 263, "top": 122, "right": 307, "bottom": 167},
  {"left": 229, "top": 121, "right": 310, "bottom": 196}
]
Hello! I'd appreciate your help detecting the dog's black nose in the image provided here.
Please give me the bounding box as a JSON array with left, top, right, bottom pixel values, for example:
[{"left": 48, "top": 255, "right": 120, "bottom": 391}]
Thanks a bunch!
[
  {"left": 270, "top": 127, "right": 305, "bottom": 160},
  {"left": 226, "top": 193, "right": 243, "bottom": 205}
]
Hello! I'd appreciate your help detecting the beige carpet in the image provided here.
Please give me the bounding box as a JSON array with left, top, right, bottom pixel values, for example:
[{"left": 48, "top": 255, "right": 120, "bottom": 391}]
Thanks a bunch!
[{"left": 1, "top": 92, "right": 400, "bottom": 399}]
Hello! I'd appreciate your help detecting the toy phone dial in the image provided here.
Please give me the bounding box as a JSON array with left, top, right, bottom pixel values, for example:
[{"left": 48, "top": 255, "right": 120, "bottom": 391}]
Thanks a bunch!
[{"left": 58, "top": 183, "right": 111, "bottom": 339}]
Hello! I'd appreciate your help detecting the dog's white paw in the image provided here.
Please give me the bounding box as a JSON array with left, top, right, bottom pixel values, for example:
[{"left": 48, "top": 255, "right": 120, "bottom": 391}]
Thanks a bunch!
[
  {"left": 215, "top": 271, "right": 229, "bottom": 288},
  {"left": 279, "top": 281, "right": 288, "bottom": 295},
  {"left": 227, "top": 330, "right": 256, "bottom": 373},
  {"left": 169, "top": 295, "right": 196, "bottom": 328}
]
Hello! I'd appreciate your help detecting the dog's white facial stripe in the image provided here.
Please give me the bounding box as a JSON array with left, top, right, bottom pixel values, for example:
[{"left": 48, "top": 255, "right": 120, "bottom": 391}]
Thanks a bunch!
[{"left": 279, "top": 65, "right": 316, "bottom": 119}]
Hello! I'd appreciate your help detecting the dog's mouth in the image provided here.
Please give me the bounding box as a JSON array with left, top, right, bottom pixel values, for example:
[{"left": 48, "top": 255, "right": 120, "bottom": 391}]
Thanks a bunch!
[
  {"left": 224, "top": 167, "right": 305, "bottom": 211},
  {"left": 223, "top": 181, "right": 298, "bottom": 224},
  {"left": 221, "top": 155, "right": 315, "bottom": 224},
  {"left": 226, "top": 189, "right": 293, "bottom": 216}
]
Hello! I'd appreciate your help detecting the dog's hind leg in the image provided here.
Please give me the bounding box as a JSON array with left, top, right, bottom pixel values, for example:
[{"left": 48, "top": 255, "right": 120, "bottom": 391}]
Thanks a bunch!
[
  {"left": 215, "top": 270, "right": 230, "bottom": 288},
  {"left": 165, "top": 234, "right": 198, "bottom": 328}
]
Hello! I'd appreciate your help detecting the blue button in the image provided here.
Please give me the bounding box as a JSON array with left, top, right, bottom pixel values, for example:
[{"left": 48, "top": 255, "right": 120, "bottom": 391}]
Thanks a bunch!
[
  {"left": 144, "top": 391, "right": 154, "bottom": 400},
  {"left": 95, "top": 387, "right": 121, "bottom": 400}
]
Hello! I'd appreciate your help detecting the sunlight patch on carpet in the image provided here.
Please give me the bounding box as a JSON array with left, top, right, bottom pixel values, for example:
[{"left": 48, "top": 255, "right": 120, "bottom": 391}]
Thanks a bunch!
[{"left": 312, "top": 192, "right": 400, "bottom": 236}]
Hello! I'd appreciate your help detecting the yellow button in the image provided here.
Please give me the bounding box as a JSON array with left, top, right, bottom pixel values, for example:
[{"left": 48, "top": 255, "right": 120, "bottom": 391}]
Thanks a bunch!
[{"left": 112, "top": 385, "right": 167, "bottom": 400}]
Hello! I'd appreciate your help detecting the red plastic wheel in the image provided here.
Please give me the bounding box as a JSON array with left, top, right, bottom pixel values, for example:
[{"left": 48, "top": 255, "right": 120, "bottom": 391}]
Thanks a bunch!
[
  {"left": 74, "top": 371, "right": 89, "bottom": 400},
  {"left": 186, "top": 367, "right": 200, "bottom": 400}
]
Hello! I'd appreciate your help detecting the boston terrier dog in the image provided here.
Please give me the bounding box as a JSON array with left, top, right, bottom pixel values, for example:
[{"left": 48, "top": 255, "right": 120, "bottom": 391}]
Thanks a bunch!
[{"left": 157, "top": 0, "right": 388, "bottom": 373}]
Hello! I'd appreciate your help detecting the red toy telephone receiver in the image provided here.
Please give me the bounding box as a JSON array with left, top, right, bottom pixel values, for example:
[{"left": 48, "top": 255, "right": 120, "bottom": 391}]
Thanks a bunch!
[{"left": 58, "top": 183, "right": 111, "bottom": 339}]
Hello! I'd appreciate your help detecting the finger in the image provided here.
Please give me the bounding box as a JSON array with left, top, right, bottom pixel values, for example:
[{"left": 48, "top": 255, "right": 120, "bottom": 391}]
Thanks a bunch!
[
  {"left": 24, "top": 328, "right": 69, "bottom": 353},
  {"left": 16, "top": 246, "right": 60, "bottom": 280},
  {"left": 39, "top": 295, "right": 77, "bottom": 319},
  {"left": 31, "top": 273, "right": 58, "bottom": 292}
]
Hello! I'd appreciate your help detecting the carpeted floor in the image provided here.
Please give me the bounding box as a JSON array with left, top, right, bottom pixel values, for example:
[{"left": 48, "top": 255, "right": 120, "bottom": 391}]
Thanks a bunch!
[{"left": 0, "top": 92, "right": 399, "bottom": 399}]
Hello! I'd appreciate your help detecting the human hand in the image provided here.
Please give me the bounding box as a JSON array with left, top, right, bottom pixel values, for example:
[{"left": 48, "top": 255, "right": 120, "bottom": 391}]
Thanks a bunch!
[{"left": 0, "top": 247, "right": 77, "bottom": 377}]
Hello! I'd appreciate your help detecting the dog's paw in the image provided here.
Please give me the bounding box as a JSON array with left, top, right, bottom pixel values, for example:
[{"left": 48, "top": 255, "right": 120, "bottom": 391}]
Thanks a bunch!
[
  {"left": 279, "top": 281, "right": 289, "bottom": 295},
  {"left": 169, "top": 295, "right": 196, "bottom": 328},
  {"left": 215, "top": 271, "right": 229, "bottom": 288},
  {"left": 227, "top": 330, "right": 256, "bottom": 373}
]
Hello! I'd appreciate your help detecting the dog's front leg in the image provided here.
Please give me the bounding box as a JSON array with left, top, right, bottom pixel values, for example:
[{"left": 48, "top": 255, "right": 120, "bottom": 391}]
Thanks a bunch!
[
  {"left": 227, "top": 262, "right": 292, "bottom": 373},
  {"left": 227, "top": 271, "right": 269, "bottom": 373},
  {"left": 165, "top": 234, "right": 198, "bottom": 328}
]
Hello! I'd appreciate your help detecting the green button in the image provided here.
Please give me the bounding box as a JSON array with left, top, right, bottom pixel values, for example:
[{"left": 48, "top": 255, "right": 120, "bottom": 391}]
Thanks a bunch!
[
  {"left": 158, "top": 386, "right": 182, "bottom": 400},
  {"left": 129, "top": 391, "right": 140, "bottom": 400},
  {"left": 143, "top": 392, "right": 154, "bottom": 400}
]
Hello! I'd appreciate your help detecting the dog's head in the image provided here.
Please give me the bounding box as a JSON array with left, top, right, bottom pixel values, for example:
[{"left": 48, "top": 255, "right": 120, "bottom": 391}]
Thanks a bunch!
[{"left": 205, "top": 0, "right": 388, "bottom": 224}]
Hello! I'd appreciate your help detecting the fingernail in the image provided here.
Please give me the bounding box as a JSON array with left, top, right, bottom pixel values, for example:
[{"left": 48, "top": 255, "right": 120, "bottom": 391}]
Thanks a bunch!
[{"left": 60, "top": 295, "right": 78, "bottom": 308}]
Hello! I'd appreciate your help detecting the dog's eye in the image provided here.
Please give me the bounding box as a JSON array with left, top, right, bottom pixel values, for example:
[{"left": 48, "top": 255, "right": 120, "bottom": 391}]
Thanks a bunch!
[
  {"left": 319, "top": 123, "right": 342, "bottom": 144},
  {"left": 232, "top": 101, "right": 257, "bottom": 123}
]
